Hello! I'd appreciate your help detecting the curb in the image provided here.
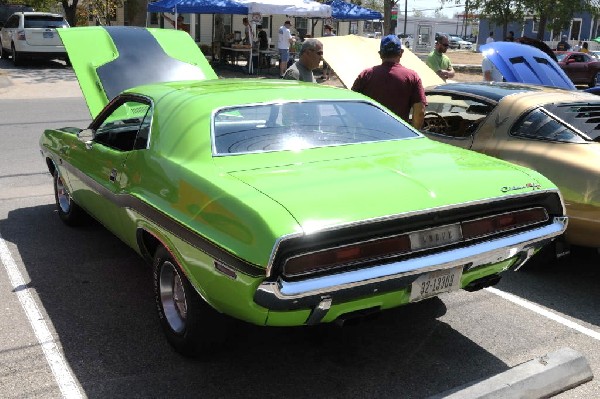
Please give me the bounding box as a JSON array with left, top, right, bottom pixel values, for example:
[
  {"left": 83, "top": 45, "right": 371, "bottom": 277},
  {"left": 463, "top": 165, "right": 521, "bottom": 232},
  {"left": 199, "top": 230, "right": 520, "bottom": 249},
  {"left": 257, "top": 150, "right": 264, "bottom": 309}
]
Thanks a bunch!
[
  {"left": 453, "top": 64, "right": 482, "bottom": 73},
  {"left": 428, "top": 347, "right": 593, "bottom": 399}
]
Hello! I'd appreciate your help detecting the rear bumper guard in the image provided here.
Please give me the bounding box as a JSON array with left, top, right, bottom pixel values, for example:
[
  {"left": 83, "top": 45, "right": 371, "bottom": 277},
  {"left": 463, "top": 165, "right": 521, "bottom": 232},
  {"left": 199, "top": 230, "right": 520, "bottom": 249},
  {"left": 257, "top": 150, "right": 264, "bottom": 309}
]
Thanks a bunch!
[{"left": 254, "top": 217, "right": 567, "bottom": 316}]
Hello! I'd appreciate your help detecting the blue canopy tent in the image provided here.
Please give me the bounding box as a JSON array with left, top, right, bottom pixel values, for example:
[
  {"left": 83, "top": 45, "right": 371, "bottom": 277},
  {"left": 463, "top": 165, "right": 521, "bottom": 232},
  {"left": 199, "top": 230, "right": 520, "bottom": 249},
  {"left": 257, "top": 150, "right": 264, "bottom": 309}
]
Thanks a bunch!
[
  {"left": 147, "top": 0, "right": 248, "bottom": 14},
  {"left": 325, "top": 0, "right": 382, "bottom": 20}
]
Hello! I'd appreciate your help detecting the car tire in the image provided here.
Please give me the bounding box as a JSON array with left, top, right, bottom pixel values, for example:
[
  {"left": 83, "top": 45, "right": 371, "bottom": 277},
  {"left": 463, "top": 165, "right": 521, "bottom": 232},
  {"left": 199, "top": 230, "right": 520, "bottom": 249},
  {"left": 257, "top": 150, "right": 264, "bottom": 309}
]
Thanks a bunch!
[
  {"left": 153, "top": 247, "right": 231, "bottom": 357},
  {"left": 53, "top": 169, "right": 85, "bottom": 226},
  {"left": 590, "top": 72, "right": 600, "bottom": 88},
  {"left": 11, "top": 43, "right": 22, "bottom": 66}
]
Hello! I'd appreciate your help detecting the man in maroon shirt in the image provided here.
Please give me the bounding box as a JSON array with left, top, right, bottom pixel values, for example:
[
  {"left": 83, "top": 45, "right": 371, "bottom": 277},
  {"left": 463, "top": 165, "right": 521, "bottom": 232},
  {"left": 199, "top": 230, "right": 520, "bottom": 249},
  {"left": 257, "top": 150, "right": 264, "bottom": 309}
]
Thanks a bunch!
[{"left": 351, "top": 35, "right": 426, "bottom": 129}]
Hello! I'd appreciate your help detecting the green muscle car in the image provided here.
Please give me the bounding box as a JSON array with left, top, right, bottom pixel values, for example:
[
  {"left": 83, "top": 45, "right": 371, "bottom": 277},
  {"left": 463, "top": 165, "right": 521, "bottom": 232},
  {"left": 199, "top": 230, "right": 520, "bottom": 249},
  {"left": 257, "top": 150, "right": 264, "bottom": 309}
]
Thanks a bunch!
[{"left": 39, "top": 26, "right": 567, "bottom": 356}]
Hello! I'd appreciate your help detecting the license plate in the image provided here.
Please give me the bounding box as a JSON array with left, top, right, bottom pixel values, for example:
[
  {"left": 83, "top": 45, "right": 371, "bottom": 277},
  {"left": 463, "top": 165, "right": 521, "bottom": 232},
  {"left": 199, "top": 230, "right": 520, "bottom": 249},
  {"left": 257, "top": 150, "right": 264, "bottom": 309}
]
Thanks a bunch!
[
  {"left": 409, "top": 224, "right": 462, "bottom": 251},
  {"left": 43, "top": 31, "right": 54, "bottom": 39},
  {"left": 409, "top": 266, "right": 463, "bottom": 302}
]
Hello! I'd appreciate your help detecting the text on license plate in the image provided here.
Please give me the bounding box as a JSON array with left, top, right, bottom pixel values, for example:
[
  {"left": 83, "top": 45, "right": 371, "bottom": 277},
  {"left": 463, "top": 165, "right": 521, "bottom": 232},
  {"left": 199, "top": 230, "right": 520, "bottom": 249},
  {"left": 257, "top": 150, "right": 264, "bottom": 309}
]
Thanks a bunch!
[
  {"left": 409, "top": 224, "right": 462, "bottom": 251},
  {"left": 43, "top": 31, "right": 54, "bottom": 38},
  {"left": 409, "top": 266, "right": 463, "bottom": 302}
]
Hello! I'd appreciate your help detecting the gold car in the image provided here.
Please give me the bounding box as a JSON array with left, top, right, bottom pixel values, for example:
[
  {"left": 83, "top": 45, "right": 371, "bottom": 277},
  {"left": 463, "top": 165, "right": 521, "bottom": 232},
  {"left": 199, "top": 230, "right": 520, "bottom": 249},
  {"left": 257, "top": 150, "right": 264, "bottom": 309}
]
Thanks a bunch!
[{"left": 422, "top": 82, "right": 600, "bottom": 248}]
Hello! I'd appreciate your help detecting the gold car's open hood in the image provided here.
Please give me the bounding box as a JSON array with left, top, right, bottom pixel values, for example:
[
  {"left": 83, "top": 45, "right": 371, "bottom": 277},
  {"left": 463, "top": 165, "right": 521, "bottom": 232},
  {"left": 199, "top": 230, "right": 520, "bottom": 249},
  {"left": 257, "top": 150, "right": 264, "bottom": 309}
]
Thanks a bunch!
[
  {"left": 319, "top": 35, "right": 444, "bottom": 89},
  {"left": 58, "top": 26, "right": 217, "bottom": 119}
]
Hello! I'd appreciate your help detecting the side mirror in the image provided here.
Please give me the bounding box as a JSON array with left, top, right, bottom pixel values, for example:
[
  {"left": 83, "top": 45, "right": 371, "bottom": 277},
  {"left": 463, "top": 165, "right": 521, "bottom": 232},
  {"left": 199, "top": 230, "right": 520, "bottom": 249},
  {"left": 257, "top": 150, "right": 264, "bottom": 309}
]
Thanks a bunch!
[{"left": 77, "top": 128, "right": 94, "bottom": 149}]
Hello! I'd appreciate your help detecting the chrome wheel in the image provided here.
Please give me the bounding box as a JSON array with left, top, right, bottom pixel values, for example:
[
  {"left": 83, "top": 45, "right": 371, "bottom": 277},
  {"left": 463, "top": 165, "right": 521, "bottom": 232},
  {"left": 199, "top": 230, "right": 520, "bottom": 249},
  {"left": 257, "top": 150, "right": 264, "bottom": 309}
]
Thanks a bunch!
[
  {"left": 159, "top": 260, "right": 188, "bottom": 334},
  {"left": 55, "top": 173, "right": 72, "bottom": 214}
]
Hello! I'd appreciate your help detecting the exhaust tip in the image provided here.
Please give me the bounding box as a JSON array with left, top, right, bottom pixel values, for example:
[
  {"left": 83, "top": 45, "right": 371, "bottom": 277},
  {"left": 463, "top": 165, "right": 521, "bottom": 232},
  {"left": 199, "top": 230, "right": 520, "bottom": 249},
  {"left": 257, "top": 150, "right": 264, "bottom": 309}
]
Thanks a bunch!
[{"left": 463, "top": 274, "right": 502, "bottom": 292}]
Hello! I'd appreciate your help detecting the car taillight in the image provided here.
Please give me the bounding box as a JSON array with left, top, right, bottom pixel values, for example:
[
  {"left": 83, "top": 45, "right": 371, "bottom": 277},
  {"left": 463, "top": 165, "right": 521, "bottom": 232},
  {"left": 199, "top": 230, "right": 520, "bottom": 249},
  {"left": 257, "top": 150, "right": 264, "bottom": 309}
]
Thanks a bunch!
[
  {"left": 16, "top": 30, "right": 26, "bottom": 40},
  {"left": 283, "top": 207, "right": 548, "bottom": 277},
  {"left": 284, "top": 235, "right": 411, "bottom": 276},
  {"left": 462, "top": 207, "right": 548, "bottom": 240}
]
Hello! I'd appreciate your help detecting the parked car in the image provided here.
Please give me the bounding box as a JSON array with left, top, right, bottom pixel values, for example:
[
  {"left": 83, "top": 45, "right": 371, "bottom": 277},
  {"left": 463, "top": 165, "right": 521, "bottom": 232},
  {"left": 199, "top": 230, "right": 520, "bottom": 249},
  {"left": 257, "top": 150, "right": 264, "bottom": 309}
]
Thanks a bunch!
[
  {"left": 0, "top": 11, "right": 69, "bottom": 65},
  {"left": 554, "top": 51, "right": 600, "bottom": 87},
  {"left": 398, "top": 33, "right": 414, "bottom": 49},
  {"left": 449, "top": 35, "right": 472, "bottom": 50},
  {"left": 422, "top": 43, "right": 600, "bottom": 251},
  {"left": 589, "top": 50, "right": 600, "bottom": 60},
  {"left": 41, "top": 27, "right": 566, "bottom": 356}
]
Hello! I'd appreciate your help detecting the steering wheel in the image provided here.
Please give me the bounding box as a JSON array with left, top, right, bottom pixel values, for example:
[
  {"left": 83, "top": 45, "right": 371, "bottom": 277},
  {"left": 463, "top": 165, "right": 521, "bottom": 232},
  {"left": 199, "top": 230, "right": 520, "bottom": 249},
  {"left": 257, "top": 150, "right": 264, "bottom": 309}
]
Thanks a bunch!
[{"left": 422, "top": 111, "right": 449, "bottom": 133}]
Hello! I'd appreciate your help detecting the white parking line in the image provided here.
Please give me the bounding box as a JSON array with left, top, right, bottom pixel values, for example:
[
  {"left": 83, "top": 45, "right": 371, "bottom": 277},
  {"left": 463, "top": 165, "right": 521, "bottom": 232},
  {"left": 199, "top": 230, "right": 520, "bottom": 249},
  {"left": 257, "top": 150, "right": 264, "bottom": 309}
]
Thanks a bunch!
[
  {"left": 486, "top": 287, "right": 600, "bottom": 341},
  {"left": 0, "top": 233, "right": 83, "bottom": 399}
]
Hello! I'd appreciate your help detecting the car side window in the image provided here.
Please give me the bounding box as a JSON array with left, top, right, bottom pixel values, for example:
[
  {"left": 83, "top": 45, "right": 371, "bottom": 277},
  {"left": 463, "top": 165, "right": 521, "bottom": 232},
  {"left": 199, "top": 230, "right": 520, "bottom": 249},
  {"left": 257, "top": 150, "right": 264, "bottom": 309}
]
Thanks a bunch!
[
  {"left": 94, "top": 99, "right": 153, "bottom": 152},
  {"left": 6, "top": 15, "right": 19, "bottom": 28},
  {"left": 511, "top": 108, "right": 585, "bottom": 143},
  {"left": 424, "top": 94, "right": 490, "bottom": 137}
]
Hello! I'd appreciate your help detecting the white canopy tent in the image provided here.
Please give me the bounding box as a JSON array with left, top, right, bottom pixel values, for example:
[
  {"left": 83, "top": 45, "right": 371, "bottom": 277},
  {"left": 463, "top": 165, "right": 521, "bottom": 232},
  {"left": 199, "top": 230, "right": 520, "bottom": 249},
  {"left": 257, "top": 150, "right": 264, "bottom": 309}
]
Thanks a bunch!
[{"left": 237, "top": 0, "right": 331, "bottom": 17}]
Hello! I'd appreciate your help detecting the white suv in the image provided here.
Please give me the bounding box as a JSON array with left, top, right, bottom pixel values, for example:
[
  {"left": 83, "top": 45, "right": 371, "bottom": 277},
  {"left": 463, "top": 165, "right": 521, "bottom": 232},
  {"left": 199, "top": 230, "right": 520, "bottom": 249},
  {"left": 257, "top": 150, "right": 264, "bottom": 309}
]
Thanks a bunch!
[{"left": 0, "top": 12, "right": 69, "bottom": 66}]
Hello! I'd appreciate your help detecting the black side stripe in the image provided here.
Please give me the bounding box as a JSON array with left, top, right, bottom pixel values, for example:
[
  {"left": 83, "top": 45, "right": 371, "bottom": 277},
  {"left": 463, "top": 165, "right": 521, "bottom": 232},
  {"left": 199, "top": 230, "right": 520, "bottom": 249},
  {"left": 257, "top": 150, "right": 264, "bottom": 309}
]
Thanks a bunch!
[{"left": 62, "top": 160, "right": 266, "bottom": 278}]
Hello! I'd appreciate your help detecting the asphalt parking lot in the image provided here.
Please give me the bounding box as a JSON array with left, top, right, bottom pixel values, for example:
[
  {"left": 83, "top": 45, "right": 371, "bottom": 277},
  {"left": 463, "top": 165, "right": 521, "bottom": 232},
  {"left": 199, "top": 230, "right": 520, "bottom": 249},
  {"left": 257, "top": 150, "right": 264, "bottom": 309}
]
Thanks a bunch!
[{"left": 0, "top": 58, "right": 598, "bottom": 398}]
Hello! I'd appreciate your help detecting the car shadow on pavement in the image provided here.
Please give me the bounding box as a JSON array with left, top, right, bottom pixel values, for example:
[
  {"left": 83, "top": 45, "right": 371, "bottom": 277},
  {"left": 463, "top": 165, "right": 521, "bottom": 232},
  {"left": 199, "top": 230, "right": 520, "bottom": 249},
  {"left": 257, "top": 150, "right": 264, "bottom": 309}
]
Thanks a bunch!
[
  {"left": 0, "top": 58, "right": 76, "bottom": 84},
  {"left": 1, "top": 204, "right": 510, "bottom": 398},
  {"left": 499, "top": 246, "right": 600, "bottom": 330}
]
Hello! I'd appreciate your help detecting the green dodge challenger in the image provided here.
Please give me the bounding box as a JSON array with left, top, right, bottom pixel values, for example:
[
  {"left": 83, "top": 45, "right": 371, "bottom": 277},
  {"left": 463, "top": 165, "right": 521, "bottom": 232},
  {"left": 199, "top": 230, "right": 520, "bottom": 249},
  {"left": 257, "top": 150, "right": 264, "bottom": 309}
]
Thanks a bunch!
[{"left": 39, "top": 26, "right": 567, "bottom": 356}]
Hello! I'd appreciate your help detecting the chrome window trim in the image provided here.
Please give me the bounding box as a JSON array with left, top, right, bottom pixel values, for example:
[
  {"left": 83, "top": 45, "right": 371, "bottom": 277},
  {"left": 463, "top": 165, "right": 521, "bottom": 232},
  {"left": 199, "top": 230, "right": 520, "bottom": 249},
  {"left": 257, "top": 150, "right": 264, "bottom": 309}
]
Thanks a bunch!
[{"left": 210, "top": 99, "right": 422, "bottom": 157}]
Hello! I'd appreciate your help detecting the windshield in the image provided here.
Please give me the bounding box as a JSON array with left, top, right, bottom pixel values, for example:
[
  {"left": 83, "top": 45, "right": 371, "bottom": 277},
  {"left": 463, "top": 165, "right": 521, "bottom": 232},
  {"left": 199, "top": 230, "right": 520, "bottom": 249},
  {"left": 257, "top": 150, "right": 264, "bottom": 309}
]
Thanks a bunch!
[
  {"left": 555, "top": 53, "right": 568, "bottom": 62},
  {"left": 213, "top": 101, "right": 419, "bottom": 155}
]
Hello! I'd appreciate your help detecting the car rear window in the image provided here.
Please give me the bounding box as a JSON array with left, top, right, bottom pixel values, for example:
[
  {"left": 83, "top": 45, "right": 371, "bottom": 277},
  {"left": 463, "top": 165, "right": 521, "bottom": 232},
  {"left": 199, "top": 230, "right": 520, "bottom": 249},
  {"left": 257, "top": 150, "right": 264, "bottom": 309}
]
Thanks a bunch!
[
  {"left": 213, "top": 101, "right": 419, "bottom": 155},
  {"left": 511, "top": 107, "right": 586, "bottom": 143},
  {"left": 24, "top": 16, "right": 68, "bottom": 28}
]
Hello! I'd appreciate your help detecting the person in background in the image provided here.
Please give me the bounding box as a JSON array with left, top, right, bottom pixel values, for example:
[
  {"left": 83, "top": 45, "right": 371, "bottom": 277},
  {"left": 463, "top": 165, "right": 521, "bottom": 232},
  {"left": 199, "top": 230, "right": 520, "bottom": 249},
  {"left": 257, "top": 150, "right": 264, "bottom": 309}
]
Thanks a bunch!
[
  {"left": 164, "top": 14, "right": 190, "bottom": 34},
  {"left": 352, "top": 35, "right": 426, "bottom": 129},
  {"left": 321, "top": 24, "right": 335, "bottom": 80},
  {"left": 212, "top": 15, "right": 225, "bottom": 63},
  {"left": 573, "top": 40, "right": 583, "bottom": 51},
  {"left": 426, "top": 34, "right": 455, "bottom": 82},
  {"left": 556, "top": 35, "right": 571, "bottom": 51},
  {"left": 582, "top": 41, "right": 590, "bottom": 53},
  {"left": 257, "top": 24, "right": 268, "bottom": 50},
  {"left": 283, "top": 39, "right": 323, "bottom": 83},
  {"left": 242, "top": 17, "right": 253, "bottom": 44},
  {"left": 482, "top": 56, "right": 503, "bottom": 82},
  {"left": 257, "top": 24, "right": 269, "bottom": 68},
  {"left": 506, "top": 31, "right": 515, "bottom": 41},
  {"left": 278, "top": 20, "right": 294, "bottom": 78},
  {"left": 486, "top": 31, "right": 494, "bottom": 44}
]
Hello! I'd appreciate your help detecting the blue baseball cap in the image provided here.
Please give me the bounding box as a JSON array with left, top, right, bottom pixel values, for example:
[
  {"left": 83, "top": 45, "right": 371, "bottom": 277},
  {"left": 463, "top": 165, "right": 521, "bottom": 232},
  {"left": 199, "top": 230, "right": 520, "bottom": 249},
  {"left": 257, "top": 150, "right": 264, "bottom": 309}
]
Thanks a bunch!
[{"left": 380, "top": 34, "right": 403, "bottom": 55}]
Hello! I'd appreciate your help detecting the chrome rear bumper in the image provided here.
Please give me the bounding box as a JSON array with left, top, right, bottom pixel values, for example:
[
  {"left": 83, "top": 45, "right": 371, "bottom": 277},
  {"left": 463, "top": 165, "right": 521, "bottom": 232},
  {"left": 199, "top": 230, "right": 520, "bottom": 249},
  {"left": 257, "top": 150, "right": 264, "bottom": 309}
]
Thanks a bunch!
[{"left": 254, "top": 217, "right": 567, "bottom": 316}]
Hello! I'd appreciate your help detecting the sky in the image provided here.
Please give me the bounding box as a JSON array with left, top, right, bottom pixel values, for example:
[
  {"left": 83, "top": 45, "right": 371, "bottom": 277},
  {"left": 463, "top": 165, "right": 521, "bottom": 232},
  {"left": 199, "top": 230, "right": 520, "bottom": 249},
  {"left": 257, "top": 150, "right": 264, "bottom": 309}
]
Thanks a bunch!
[{"left": 398, "top": 0, "right": 467, "bottom": 18}]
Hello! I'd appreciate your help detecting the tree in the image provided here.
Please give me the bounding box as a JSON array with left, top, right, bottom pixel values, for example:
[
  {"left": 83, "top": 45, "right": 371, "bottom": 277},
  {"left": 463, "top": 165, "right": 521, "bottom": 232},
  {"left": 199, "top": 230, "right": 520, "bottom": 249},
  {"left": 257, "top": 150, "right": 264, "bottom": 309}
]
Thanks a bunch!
[
  {"left": 522, "top": 0, "right": 600, "bottom": 40},
  {"left": 60, "top": 0, "right": 78, "bottom": 26},
  {"left": 469, "top": 0, "right": 526, "bottom": 41}
]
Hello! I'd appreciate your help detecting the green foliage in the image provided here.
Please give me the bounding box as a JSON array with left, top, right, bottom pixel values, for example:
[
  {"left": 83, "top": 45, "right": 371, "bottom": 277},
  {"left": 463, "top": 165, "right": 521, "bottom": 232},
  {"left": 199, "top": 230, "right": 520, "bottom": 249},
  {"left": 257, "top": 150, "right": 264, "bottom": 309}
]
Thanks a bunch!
[{"left": 24, "top": 0, "right": 59, "bottom": 12}]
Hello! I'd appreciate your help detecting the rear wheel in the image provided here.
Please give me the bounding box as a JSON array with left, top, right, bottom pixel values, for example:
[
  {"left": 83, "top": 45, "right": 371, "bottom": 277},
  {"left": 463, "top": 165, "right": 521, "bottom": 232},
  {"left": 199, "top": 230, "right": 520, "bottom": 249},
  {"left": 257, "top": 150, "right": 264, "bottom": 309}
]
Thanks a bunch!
[
  {"left": 53, "top": 170, "right": 85, "bottom": 226},
  {"left": 11, "top": 44, "right": 22, "bottom": 66},
  {"left": 590, "top": 72, "right": 600, "bottom": 88},
  {"left": 153, "top": 247, "right": 231, "bottom": 357}
]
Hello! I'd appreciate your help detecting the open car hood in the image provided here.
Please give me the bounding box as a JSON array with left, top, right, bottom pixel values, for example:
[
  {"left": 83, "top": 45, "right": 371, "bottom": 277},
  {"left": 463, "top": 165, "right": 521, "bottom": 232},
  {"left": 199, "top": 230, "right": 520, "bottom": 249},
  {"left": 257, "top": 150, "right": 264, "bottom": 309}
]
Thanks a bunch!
[
  {"left": 319, "top": 35, "right": 444, "bottom": 89},
  {"left": 480, "top": 42, "right": 576, "bottom": 90},
  {"left": 58, "top": 26, "right": 217, "bottom": 118}
]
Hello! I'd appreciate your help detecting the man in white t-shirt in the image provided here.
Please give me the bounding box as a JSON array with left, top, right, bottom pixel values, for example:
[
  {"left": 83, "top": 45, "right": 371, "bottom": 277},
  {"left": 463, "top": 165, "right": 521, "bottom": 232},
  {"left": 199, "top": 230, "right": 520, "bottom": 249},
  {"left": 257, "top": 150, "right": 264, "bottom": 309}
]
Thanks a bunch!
[
  {"left": 482, "top": 56, "right": 503, "bottom": 82},
  {"left": 278, "top": 20, "right": 294, "bottom": 77},
  {"left": 486, "top": 32, "right": 494, "bottom": 44}
]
